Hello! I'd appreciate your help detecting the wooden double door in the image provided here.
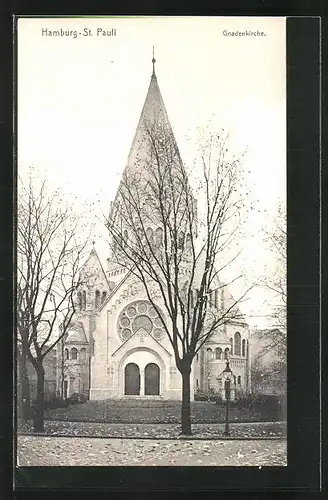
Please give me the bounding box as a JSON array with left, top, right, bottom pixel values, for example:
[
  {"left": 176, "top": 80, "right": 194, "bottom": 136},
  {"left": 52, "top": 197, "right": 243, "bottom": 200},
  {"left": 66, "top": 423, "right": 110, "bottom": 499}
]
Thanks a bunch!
[{"left": 124, "top": 362, "right": 160, "bottom": 395}]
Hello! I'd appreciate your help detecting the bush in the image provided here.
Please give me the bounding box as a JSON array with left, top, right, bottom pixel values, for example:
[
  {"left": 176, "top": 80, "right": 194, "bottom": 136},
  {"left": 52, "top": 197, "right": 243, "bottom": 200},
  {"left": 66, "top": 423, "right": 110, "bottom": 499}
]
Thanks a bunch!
[
  {"left": 44, "top": 396, "right": 68, "bottom": 410},
  {"left": 67, "top": 392, "right": 88, "bottom": 405},
  {"left": 234, "top": 392, "right": 284, "bottom": 419},
  {"left": 194, "top": 389, "right": 222, "bottom": 403}
]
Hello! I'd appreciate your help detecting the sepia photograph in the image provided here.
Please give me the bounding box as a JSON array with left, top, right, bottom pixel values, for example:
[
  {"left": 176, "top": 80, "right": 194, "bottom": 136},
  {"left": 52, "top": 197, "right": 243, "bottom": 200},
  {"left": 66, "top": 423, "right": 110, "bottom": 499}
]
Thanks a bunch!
[{"left": 16, "top": 16, "right": 287, "bottom": 467}]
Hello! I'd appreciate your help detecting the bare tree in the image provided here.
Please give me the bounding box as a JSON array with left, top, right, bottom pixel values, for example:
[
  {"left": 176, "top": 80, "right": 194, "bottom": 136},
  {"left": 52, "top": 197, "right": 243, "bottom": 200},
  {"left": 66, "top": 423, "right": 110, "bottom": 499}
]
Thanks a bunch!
[
  {"left": 57, "top": 334, "right": 70, "bottom": 400},
  {"left": 107, "top": 120, "right": 254, "bottom": 435},
  {"left": 17, "top": 174, "right": 89, "bottom": 432},
  {"left": 261, "top": 201, "right": 287, "bottom": 361}
]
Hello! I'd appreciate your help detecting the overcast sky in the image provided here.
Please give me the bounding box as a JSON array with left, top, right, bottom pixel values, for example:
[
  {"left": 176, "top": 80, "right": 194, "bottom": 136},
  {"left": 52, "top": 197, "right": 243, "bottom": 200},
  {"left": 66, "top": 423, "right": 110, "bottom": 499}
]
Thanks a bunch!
[{"left": 17, "top": 16, "right": 286, "bottom": 328}]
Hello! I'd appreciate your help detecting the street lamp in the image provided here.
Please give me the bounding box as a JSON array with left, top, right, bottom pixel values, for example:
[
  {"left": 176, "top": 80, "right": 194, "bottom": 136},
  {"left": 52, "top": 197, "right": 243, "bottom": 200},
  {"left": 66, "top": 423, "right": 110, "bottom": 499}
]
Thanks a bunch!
[{"left": 221, "top": 360, "right": 234, "bottom": 437}]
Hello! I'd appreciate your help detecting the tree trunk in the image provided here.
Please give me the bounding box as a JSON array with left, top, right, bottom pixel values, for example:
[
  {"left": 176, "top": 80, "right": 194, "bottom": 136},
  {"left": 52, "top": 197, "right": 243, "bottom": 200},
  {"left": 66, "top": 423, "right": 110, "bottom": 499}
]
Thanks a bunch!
[
  {"left": 17, "top": 348, "right": 31, "bottom": 422},
  {"left": 21, "top": 357, "right": 30, "bottom": 422},
  {"left": 180, "top": 366, "right": 192, "bottom": 435},
  {"left": 33, "top": 363, "right": 45, "bottom": 433}
]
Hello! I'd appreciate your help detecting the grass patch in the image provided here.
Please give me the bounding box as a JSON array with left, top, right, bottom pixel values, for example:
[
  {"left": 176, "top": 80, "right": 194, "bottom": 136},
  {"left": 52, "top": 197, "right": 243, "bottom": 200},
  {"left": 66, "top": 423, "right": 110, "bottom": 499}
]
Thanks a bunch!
[{"left": 43, "top": 399, "right": 284, "bottom": 424}]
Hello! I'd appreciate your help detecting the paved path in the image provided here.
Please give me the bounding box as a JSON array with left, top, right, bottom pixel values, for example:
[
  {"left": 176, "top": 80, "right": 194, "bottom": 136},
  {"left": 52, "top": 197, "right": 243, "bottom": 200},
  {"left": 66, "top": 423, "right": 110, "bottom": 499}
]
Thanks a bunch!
[{"left": 17, "top": 436, "right": 287, "bottom": 466}]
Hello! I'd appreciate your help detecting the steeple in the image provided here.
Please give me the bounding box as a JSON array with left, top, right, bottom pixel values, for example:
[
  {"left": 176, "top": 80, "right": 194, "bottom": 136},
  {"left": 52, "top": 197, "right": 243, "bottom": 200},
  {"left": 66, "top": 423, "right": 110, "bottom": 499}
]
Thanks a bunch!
[
  {"left": 152, "top": 46, "right": 156, "bottom": 77},
  {"left": 108, "top": 53, "right": 186, "bottom": 219},
  {"left": 123, "top": 51, "right": 173, "bottom": 176},
  {"left": 108, "top": 54, "right": 197, "bottom": 262}
]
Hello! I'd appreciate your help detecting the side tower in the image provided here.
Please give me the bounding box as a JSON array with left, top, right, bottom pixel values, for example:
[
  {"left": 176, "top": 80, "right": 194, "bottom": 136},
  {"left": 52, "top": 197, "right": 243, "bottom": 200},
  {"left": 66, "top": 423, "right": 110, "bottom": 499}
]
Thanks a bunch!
[
  {"left": 192, "top": 285, "right": 251, "bottom": 400},
  {"left": 57, "top": 321, "right": 89, "bottom": 399},
  {"left": 57, "top": 245, "right": 114, "bottom": 399}
]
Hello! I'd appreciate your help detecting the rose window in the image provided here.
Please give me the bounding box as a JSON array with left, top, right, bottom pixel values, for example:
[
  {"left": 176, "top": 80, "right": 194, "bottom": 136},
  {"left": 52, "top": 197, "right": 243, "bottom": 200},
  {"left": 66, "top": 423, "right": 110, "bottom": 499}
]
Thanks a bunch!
[{"left": 118, "top": 300, "right": 165, "bottom": 341}]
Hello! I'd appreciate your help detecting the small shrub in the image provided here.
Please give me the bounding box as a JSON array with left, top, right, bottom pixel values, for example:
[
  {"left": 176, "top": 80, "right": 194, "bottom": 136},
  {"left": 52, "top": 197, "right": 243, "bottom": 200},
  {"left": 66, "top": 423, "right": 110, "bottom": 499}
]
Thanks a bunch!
[
  {"left": 67, "top": 392, "right": 88, "bottom": 405},
  {"left": 194, "top": 389, "right": 222, "bottom": 403},
  {"left": 44, "top": 396, "right": 68, "bottom": 410},
  {"left": 235, "top": 392, "right": 284, "bottom": 419}
]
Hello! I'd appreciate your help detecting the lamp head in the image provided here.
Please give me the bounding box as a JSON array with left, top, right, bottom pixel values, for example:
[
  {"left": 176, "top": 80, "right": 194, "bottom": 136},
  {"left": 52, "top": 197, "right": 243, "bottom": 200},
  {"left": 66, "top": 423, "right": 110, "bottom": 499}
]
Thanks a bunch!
[{"left": 222, "top": 360, "right": 233, "bottom": 381}]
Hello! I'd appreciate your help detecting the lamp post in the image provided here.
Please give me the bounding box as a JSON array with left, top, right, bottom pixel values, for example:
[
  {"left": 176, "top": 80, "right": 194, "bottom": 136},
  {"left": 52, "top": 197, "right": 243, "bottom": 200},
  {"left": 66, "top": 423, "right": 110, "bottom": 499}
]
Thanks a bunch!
[
  {"left": 222, "top": 360, "right": 234, "bottom": 437},
  {"left": 207, "top": 372, "right": 211, "bottom": 402}
]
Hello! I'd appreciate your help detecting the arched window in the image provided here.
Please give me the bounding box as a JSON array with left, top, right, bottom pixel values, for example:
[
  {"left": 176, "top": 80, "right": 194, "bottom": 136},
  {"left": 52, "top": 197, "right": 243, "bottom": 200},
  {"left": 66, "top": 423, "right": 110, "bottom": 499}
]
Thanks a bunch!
[
  {"left": 123, "top": 229, "right": 128, "bottom": 248},
  {"left": 95, "top": 290, "right": 100, "bottom": 308},
  {"left": 215, "top": 347, "right": 222, "bottom": 360},
  {"left": 237, "top": 375, "right": 241, "bottom": 385},
  {"left": 146, "top": 227, "right": 154, "bottom": 245},
  {"left": 102, "top": 291, "right": 107, "bottom": 304},
  {"left": 136, "top": 227, "right": 143, "bottom": 243},
  {"left": 209, "top": 290, "right": 213, "bottom": 308},
  {"left": 71, "top": 348, "right": 78, "bottom": 360},
  {"left": 196, "top": 378, "right": 199, "bottom": 387},
  {"left": 234, "top": 332, "right": 241, "bottom": 356},
  {"left": 65, "top": 348, "right": 69, "bottom": 360},
  {"left": 80, "top": 348, "right": 86, "bottom": 360},
  {"left": 230, "top": 337, "right": 233, "bottom": 353},
  {"left": 178, "top": 231, "right": 185, "bottom": 250},
  {"left": 214, "top": 290, "right": 218, "bottom": 309},
  {"left": 224, "top": 347, "right": 229, "bottom": 360},
  {"left": 186, "top": 233, "right": 192, "bottom": 251},
  {"left": 155, "top": 227, "right": 163, "bottom": 246},
  {"left": 196, "top": 353, "right": 199, "bottom": 361},
  {"left": 206, "top": 348, "right": 213, "bottom": 360},
  {"left": 77, "top": 291, "right": 82, "bottom": 310},
  {"left": 220, "top": 289, "right": 225, "bottom": 310},
  {"left": 82, "top": 291, "right": 87, "bottom": 310},
  {"left": 242, "top": 339, "right": 246, "bottom": 357}
]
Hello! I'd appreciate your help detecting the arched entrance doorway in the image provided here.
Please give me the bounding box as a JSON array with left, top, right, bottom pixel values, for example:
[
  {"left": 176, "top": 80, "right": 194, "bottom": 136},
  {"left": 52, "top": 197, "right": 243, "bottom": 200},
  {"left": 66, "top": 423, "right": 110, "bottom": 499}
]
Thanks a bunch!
[
  {"left": 144, "top": 363, "right": 160, "bottom": 395},
  {"left": 124, "top": 363, "right": 140, "bottom": 395}
]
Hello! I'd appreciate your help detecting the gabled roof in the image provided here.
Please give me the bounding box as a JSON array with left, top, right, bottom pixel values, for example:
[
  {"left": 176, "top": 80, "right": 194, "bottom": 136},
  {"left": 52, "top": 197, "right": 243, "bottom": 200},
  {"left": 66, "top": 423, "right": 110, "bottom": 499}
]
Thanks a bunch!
[
  {"left": 111, "top": 324, "right": 172, "bottom": 358},
  {"left": 98, "top": 265, "right": 134, "bottom": 312},
  {"left": 80, "top": 245, "right": 112, "bottom": 291}
]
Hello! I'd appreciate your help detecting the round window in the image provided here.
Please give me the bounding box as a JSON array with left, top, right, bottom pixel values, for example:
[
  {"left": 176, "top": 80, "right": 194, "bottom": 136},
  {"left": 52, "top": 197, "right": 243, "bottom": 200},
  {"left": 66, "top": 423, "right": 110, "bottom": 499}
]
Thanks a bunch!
[
  {"left": 153, "top": 328, "right": 164, "bottom": 340},
  {"left": 118, "top": 301, "right": 164, "bottom": 342},
  {"left": 148, "top": 306, "right": 157, "bottom": 318},
  {"left": 122, "top": 329, "right": 132, "bottom": 340},
  {"left": 137, "top": 303, "right": 147, "bottom": 314},
  {"left": 121, "top": 317, "right": 130, "bottom": 327},
  {"left": 127, "top": 306, "right": 137, "bottom": 317},
  {"left": 154, "top": 317, "right": 162, "bottom": 328}
]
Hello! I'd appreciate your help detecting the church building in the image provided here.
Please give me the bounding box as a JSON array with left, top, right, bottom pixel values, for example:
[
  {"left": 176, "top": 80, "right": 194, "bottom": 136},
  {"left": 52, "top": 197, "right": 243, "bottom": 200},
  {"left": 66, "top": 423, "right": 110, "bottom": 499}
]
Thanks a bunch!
[{"left": 58, "top": 55, "right": 251, "bottom": 401}]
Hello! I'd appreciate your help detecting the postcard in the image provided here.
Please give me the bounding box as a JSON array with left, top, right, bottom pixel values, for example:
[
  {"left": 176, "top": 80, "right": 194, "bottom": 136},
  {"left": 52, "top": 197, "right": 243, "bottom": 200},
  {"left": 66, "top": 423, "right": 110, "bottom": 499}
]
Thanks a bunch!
[{"left": 16, "top": 16, "right": 286, "bottom": 467}]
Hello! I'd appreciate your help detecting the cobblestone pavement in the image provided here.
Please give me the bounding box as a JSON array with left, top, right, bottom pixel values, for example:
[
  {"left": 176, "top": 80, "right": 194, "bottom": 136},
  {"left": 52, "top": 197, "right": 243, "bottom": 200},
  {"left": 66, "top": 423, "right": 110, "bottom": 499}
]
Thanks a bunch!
[{"left": 17, "top": 436, "right": 287, "bottom": 466}]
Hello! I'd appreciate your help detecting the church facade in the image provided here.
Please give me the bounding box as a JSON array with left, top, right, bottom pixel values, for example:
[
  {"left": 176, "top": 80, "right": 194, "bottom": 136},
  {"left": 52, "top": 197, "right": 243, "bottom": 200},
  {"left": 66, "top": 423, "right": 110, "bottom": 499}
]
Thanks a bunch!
[{"left": 58, "top": 58, "right": 251, "bottom": 401}]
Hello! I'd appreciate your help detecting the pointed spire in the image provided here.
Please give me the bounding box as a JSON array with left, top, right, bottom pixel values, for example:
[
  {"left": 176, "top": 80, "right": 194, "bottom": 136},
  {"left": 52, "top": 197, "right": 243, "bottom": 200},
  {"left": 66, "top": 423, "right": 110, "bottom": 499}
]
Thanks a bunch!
[
  {"left": 152, "top": 46, "right": 156, "bottom": 77},
  {"left": 90, "top": 239, "right": 96, "bottom": 255},
  {"left": 122, "top": 52, "right": 170, "bottom": 173}
]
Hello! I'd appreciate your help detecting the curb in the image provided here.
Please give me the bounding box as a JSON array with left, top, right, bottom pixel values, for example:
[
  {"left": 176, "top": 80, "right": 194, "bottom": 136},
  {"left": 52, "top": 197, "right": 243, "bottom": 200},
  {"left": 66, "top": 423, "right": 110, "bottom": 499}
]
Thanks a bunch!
[
  {"left": 18, "top": 432, "right": 286, "bottom": 441},
  {"left": 42, "top": 418, "right": 284, "bottom": 425}
]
